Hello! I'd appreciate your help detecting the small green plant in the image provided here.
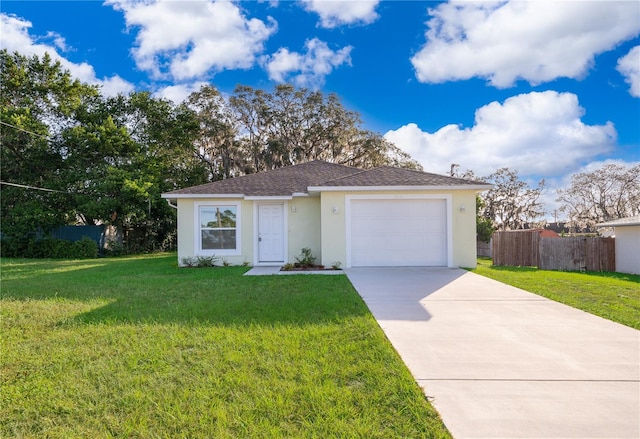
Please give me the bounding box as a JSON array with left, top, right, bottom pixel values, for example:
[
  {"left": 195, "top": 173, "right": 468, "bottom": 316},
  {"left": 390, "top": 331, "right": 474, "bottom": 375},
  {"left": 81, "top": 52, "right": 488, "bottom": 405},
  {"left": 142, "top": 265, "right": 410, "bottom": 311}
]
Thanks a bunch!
[
  {"left": 295, "top": 247, "right": 316, "bottom": 267},
  {"left": 222, "top": 259, "right": 231, "bottom": 267},
  {"left": 196, "top": 255, "right": 218, "bottom": 267},
  {"left": 180, "top": 257, "right": 197, "bottom": 267},
  {"left": 242, "top": 260, "right": 250, "bottom": 267},
  {"left": 282, "top": 263, "right": 295, "bottom": 271},
  {"left": 331, "top": 261, "right": 342, "bottom": 270},
  {"left": 180, "top": 255, "right": 218, "bottom": 268}
]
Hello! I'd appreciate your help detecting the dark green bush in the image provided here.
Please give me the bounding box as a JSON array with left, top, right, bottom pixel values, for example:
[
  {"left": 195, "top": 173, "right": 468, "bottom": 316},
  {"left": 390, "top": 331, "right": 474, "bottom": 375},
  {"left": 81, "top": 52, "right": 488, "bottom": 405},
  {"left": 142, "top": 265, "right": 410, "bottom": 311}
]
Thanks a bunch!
[
  {"left": 0, "top": 236, "right": 98, "bottom": 259},
  {"left": 73, "top": 237, "right": 99, "bottom": 258}
]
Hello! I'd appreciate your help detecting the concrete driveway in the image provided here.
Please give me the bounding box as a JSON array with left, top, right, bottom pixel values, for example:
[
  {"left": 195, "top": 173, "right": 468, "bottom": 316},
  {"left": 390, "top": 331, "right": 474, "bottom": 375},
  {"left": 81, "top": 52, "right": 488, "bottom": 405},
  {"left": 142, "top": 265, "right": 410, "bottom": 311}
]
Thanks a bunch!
[{"left": 346, "top": 268, "right": 640, "bottom": 439}]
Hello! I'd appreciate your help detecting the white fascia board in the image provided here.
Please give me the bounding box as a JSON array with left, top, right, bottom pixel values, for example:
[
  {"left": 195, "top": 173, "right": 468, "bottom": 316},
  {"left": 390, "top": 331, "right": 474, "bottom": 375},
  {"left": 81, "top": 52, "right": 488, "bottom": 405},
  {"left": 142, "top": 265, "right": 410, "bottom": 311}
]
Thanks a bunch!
[
  {"left": 597, "top": 221, "right": 640, "bottom": 228},
  {"left": 161, "top": 193, "right": 245, "bottom": 199},
  {"left": 291, "top": 192, "right": 309, "bottom": 197},
  {"left": 244, "top": 195, "right": 293, "bottom": 201},
  {"left": 307, "top": 185, "right": 493, "bottom": 192}
]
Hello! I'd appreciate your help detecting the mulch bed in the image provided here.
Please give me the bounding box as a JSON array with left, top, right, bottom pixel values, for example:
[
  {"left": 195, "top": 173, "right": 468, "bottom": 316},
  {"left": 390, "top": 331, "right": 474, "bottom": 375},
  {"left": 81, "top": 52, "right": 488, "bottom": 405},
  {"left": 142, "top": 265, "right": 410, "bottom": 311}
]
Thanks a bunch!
[{"left": 280, "top": 264, "right": 341, "bottom": 272}]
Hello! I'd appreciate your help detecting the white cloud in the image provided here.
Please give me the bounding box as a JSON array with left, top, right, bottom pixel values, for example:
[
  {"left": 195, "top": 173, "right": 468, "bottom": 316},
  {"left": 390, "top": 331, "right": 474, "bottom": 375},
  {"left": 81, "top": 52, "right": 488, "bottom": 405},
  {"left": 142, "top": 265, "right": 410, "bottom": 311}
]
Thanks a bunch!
[
  {"left": 107, "top": 0, "right": 276, "bottom": 81},
  {"left": 263, "top": 38, "right": 352, "bottom": 88},
  {"left": 617, "top": 45, "right": 640, "bottom": 97},
  {"left": 384, "top": 91, "right": 617, "bottom": 178},
  {"left": 412, "top": 1, "right": 640, "bottom": 87},
  {"left": 0, "top": 13, "right": 134, "bottom": 96},
  {"left": 44, "top": 31, "right": 70, "bottom": 52},
  {"left": 155, "top": 81, "right": 208, "bottom": 104},
  {"left": 300, "top": 0, "right": 379, "bottom": 28}
]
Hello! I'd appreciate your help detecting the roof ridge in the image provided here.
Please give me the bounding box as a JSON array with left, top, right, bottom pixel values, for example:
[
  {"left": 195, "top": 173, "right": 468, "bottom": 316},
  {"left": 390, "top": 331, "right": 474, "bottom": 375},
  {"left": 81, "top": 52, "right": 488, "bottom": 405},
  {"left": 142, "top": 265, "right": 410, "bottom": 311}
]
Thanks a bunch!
[
  {"left": 318, "top": 166, "right": 369, "bottom": 184},
  {"left": 324, "top": 165, "right": 487, "bottom": 185},
  {"left": 371, "top": 165, "right": 483, "bottom": 182}
]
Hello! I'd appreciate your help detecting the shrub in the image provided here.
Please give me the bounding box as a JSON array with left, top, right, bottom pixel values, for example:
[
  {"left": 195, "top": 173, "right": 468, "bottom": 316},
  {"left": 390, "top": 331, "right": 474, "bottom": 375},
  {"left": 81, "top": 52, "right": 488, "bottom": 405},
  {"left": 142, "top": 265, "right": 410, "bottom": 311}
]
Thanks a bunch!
[
  {"left": 0, "top": 236, "right": 98, "bottom": 259},
  {"left": 180, "top": 255, "right": 219, "bottom": 268},
  {"left": 180, "top": 257, "right": 197, "bottom": 267},
  {"left": 73, "top": 237, "right": 99, "bottom": 258},
  {"left": 104, "top": 239, "right": 126, "bottom": 257},
  {"left": 295, "top": 248, "right": 316, "bottom": 267},
  {"left": 196, "top": 255, "right": 218, "bottom": 267}
]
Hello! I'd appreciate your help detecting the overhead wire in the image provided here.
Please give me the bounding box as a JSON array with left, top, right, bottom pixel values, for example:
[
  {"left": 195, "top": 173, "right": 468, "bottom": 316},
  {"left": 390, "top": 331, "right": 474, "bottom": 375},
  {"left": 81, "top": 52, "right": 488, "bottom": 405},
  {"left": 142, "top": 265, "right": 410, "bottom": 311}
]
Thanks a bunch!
[
  {"left": 0, "top": 181, "right": 68, "bottom": 193},
  {"left": 0, "top": 120, "right": 74, "bottom": 194},
  {"left": 0, "top": 120, "right": 51, "bottom": 140}
]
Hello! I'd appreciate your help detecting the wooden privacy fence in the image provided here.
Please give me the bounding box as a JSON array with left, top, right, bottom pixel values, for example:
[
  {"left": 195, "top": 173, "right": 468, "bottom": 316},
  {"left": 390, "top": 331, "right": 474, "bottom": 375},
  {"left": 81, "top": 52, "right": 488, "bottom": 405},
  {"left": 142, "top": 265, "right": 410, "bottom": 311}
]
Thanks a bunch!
[
  {"left": 538, "top": 236, "right": 615, "bottom": 271},
  {"left": 492, "top": 230, "right": 539, "bottom": 267},
  {"left": 492, "top": 231, "right": 615, "bottom": 272}
]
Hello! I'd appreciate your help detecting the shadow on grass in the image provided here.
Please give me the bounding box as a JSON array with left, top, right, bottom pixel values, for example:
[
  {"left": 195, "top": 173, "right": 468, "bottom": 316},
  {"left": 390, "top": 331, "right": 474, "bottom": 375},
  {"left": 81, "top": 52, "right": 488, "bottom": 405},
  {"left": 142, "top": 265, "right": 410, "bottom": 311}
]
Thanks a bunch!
[{"left": 1, "top": 254, "right": 370, "bottom": 326}]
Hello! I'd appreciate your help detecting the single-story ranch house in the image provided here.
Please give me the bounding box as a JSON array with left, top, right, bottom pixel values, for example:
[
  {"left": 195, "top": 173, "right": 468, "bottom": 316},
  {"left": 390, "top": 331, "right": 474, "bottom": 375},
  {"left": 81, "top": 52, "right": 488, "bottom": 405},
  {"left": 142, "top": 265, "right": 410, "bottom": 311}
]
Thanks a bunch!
[
  {"left": 162, "top": 160, "right": 492, "bottom": 268},
  {"left": 597, "top": 215, "right": 640, "bottom": 275}
]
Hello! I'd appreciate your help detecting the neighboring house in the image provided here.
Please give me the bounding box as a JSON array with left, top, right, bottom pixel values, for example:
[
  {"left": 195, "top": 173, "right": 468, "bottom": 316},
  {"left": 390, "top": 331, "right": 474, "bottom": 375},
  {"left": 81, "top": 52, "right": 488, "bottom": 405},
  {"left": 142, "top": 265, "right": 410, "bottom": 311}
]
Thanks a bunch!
[
  {"left": 545, "top": 222, "right": 571, "bottom": 235},
  {"left": 597, "top": 216, "right": 640, "bottom": 275},
  {"left": 533, "top": 228, "right": 560, "bottom": 238},
  {"left": 162, "top": 160, "right": 492, "bottom": 268}
]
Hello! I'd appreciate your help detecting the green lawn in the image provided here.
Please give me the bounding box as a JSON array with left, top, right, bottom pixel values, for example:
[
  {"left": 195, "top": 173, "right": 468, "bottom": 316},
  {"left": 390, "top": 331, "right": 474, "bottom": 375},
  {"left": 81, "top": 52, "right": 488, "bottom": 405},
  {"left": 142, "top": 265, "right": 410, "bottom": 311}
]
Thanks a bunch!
[
  {"left": 1, "top": 254, "right": 450, "bottom": 438},
  {"left": 471, "top": 258, "right": 640, "bottom": 330}
]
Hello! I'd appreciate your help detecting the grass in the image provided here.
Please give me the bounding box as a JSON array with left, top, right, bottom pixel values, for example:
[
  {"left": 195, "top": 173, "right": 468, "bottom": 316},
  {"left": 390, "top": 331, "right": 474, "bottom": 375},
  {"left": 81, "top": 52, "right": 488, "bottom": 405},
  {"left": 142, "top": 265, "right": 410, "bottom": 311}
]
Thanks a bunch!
[
  {"left": 470, "top": 257, "right": 640, "bottom": 330},
  {"left": 0, "top": 254, "right": 451, "bottom": 438}
]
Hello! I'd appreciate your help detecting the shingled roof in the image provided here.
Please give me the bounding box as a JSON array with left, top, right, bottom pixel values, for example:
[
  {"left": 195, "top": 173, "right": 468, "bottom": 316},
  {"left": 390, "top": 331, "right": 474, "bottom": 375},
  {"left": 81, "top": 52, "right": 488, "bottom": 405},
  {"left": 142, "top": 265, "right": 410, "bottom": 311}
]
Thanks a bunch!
[
  {"left": 312, "top": 166, "right": 487, "bottom": 188},
  {"left": 163, "top": 160, "right": 490, "bottom": 197}
]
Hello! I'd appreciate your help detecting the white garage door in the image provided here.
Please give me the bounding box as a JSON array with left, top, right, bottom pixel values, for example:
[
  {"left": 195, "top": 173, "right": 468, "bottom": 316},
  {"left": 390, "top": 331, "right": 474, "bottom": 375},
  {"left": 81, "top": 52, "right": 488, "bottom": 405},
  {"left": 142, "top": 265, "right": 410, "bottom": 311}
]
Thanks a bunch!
[{"left": 349, "top": 199, "right": 447, "bottom": 267}]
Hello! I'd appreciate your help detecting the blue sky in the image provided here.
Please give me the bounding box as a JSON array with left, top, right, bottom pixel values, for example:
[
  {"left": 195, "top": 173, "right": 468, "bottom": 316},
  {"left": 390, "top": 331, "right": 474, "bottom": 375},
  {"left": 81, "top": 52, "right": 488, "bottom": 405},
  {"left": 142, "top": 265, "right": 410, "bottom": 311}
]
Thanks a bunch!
[{"left": 2, "top": 1, "right": 639, "bottom": 217}]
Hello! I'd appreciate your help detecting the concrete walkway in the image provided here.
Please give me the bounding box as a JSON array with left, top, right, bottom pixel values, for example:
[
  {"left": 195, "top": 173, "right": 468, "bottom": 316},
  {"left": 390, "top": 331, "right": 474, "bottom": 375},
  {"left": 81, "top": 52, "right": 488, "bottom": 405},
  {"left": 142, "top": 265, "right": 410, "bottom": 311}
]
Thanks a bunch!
[{"left": 346, "top": 268, "right": 640, "bottom": 439}]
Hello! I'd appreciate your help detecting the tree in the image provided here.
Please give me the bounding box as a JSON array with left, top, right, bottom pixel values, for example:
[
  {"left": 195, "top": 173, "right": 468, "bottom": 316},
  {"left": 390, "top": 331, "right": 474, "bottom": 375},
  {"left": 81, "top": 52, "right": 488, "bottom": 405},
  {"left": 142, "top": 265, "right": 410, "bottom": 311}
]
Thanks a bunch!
[
  {"left": 185, "top": 85, "right": 238, "bottom": 180},
  {"left": 1, "top": 50, "right": 206, "bottom": 251},
  {"left": 557, "top": 163, "right": 640, "bottom": 230},
  {"left": 475, "top": 196, "right": 495, "bottom": 242},
  {"left": 1, "top": 50, "right": 99, "bottom": 239},
  {"left": 481, "top": 168, "right": 545, "bottom": 231},
  {"left": 221, "top": 84, "right": 421, "bottom": 174}
]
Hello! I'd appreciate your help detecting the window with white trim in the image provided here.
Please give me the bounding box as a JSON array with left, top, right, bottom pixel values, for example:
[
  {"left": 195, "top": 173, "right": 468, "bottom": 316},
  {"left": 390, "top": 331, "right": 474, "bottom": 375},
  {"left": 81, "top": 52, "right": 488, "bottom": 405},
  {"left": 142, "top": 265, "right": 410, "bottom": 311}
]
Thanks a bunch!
[{"left": 198, "top": 204, "right": 239, "bottom": 253}]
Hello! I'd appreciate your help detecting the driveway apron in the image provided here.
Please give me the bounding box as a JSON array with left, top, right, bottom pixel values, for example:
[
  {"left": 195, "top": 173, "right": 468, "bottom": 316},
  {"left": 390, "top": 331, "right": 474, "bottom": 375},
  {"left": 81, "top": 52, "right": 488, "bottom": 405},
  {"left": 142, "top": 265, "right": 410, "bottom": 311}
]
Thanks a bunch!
[{"left": 346, "top": 268, "right": 640, "bottom": 439}]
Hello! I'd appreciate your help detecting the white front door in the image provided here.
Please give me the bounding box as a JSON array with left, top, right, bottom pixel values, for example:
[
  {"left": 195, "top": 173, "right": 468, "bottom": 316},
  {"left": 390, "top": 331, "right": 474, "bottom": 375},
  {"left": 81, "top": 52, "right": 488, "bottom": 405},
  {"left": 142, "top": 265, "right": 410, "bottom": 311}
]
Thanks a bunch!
[{"left": 258, "top": 204, "right": 285, "bottom": 263}]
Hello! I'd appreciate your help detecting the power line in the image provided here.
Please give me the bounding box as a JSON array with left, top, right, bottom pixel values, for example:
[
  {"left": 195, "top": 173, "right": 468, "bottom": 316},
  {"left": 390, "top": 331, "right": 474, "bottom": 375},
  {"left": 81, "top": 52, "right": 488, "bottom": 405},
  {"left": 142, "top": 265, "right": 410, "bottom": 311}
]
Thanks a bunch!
[
  {"left": 0, "top": 120, "right": 50, "bottom": 140},
  {"left": 0, "top": 181, "right": 68, "bottom": 193}
]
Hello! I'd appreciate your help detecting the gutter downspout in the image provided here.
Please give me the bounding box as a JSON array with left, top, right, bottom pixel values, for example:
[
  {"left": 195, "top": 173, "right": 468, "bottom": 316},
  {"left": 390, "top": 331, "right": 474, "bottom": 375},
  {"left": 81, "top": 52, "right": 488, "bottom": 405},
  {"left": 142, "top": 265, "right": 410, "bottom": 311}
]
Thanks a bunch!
[{"left": 166, "top": 199, "right": 178, "bottom": 209}]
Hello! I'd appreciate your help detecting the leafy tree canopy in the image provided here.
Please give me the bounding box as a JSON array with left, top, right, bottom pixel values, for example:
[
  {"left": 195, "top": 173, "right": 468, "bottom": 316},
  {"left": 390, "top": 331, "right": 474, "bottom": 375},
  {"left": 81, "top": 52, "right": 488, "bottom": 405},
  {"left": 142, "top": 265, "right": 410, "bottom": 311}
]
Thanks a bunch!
[
  {"left": 1, "top": 50, "right": 204, "bottom": 249},
  {"left": 187, "top": 83, "right": 421, "bottom": 180}
]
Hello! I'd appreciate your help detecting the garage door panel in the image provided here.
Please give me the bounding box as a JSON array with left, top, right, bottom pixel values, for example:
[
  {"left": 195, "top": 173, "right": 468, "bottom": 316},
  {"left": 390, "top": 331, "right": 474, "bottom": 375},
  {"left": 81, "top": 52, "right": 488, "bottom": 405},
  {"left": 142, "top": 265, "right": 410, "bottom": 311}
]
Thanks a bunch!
[
  {"left": 350, "top": 199, "right": 447, "bottom": 267},
  {"left": 404, "top": 218, "right": 427, "bottom": 232}
]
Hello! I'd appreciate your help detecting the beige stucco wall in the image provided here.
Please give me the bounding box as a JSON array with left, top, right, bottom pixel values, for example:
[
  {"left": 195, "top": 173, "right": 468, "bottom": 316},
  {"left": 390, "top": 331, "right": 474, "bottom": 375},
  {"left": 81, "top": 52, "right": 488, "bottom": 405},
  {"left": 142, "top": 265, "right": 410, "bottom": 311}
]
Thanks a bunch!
[
  {"left": 176, "top": 198, "right": 253, "bottom": 266},
  {"left": 615, "top": 226, "right": 640, "bottom": 275},
  {"left": 287, "top": 197, "right": 322, "bottom": 264},
  {"left": 320, "top": 192, "right": 348, "bottom": 268},
  {"left": 319, "top": 190, "right": 480, "bottom": 268},
  {"left": 176, "top": 198, "right": 195, "bottom": 264},
  {"left": 451, "top": 190, "right": 479, "bottom": 268}
]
